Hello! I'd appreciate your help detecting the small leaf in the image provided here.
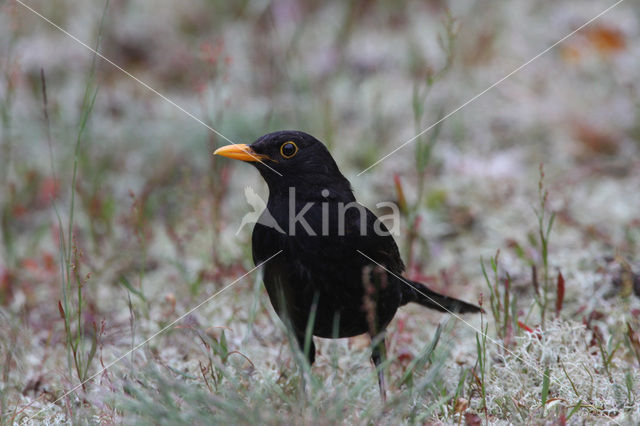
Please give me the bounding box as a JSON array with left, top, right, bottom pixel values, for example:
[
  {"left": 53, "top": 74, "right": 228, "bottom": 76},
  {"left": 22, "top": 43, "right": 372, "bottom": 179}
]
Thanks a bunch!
[
  {"left": 85, "top": 322, "right": 99, "bottom": 379},
  {"left": 58, "top": 300, "right": 66, "bottom": 319},
  {"left": 546, "top": 211, "right": 556, "bottom": 240},
  {"left": 627, "top": 322, "right": 640, "bottom": 357},
  {"left": 118, "top": 276, "right": 147, "bottom": 302},
  {"left": 587, "top": 25, "right": 627, "bottom": 55},
  {"left": 219, "top": 330, "right": 228, "bottom": 360},
  {"left": 517, "top": 320, "right": 533, "bottom": 333},
  {"left": 531, "top": 265, "right": 540, "bottom": 297},
  {"left": 400, "top": 323, "right": 443, "bottom": 386},
  {"left": 541, "top": 367, "right": 551, "bottom": 408},
  {"left": 566, "top": 401, "right": 582, "bottom": 420},
  {"left": 393, "top": 173, "right": 408, "bottom": 214},
  {"left": 556, "top": 271, "right": 565, "bottom": 316}
]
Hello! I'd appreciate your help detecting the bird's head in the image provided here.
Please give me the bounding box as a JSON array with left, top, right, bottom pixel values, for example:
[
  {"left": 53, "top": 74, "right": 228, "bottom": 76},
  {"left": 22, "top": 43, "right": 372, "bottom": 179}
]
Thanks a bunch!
[{"left": 214, "top": 130, "right": 352, "bottom": 199}]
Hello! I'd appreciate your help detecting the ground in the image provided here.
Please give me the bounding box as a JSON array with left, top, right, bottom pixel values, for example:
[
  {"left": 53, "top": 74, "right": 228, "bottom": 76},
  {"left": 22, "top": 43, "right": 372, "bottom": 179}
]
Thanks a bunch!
[{"left": 1, "top": 0, "right": 640, "bottom": 424}]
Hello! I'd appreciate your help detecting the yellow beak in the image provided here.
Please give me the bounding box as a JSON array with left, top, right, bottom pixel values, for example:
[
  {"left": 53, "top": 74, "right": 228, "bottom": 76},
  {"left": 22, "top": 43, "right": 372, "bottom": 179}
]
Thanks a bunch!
[{"left": 213, "top": 144, "right": 268, "bottom": 162}]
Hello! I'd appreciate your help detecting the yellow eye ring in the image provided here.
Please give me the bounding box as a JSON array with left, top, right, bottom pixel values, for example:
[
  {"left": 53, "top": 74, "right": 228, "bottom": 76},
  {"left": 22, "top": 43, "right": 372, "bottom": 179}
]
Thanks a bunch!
[{"left": 280, "top": 141, "right": 298, "bottom": 159}]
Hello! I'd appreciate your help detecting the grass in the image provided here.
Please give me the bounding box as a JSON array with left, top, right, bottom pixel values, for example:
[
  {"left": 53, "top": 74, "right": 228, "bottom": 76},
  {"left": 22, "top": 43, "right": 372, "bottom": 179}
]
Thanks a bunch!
[
  {"left": 53, "top": 0, "right": 110, "bottom": 401},
  {"left": 1, "top": 0, "right": 640, "bottom": 424}
]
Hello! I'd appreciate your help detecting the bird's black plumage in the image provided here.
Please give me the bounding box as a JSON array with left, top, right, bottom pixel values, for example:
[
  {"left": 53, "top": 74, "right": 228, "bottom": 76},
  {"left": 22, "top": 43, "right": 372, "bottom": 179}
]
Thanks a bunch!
[{"left": 214, "top": 130, "right": 481, "bottom": 399}]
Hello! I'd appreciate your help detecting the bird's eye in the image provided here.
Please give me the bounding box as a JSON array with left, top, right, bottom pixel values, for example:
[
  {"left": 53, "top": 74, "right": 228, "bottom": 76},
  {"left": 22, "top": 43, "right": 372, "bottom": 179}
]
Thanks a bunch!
[{"left": 280, "top": 141, "right": 298, "bottom": 159}]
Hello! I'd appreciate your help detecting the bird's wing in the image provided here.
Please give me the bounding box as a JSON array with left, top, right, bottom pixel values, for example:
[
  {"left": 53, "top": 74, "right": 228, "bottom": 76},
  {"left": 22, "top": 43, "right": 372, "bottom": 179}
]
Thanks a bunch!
[
  {"left": 252, "top": 201, "right": 405, "bottom": 278},
  {"left": 279, "top": 201, "right": 405, "bottom": 275},
  {"left": 353, "top": 206, "right": 405, "bottom": 274}
]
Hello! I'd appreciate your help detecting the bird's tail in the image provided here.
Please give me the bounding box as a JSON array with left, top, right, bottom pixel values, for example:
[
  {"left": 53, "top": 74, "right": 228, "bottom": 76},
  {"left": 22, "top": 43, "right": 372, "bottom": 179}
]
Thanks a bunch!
[{"left": 401, "top": 279, "right": 482, "bottom": 314}]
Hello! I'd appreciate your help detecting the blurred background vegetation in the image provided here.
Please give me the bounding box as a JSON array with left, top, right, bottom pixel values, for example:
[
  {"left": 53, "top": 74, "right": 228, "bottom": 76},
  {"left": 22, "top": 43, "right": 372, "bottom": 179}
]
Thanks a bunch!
[{"left": 1, "top": 0, "right": 639, "bottom": 423}]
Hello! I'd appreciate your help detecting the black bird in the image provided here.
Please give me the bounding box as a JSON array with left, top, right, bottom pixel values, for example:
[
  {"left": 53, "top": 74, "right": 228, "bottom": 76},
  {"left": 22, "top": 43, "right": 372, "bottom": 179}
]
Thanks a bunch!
[{"left": 214, "top": 130, "right": 481, "bottom": 398}]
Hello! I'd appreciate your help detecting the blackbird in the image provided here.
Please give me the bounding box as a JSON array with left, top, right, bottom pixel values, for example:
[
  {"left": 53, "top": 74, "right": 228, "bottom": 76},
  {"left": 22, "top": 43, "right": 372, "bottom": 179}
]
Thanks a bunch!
[{"left": 214, "top": 130, "right": 481, "bottom": 398}]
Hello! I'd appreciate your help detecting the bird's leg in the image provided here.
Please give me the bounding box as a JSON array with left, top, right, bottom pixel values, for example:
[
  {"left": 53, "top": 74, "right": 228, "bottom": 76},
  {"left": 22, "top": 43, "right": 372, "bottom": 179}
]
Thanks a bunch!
[{"left": 371, "top": 335, "right": 387, "bottom": 403}]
